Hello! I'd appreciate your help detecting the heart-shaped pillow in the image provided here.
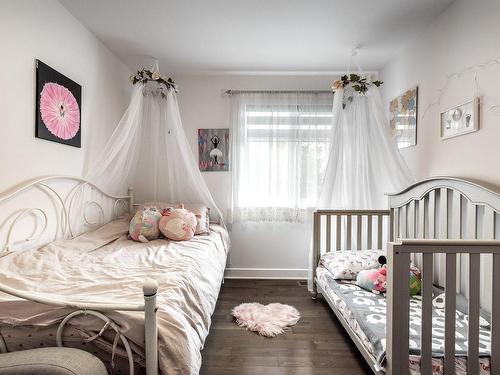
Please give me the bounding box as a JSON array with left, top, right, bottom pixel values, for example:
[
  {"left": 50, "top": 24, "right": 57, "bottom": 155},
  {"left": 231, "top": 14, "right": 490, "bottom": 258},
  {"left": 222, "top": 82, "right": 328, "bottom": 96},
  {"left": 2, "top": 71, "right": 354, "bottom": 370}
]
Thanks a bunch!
[{"left": 232, "top": 302, "right": 300, "bottom": 337}]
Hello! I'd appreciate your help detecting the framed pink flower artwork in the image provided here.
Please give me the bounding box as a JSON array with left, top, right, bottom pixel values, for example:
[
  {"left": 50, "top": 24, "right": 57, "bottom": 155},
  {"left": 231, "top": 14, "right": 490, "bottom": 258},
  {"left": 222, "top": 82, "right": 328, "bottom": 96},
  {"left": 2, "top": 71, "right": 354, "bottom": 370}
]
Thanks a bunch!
[{"left": 35, "top": 60, "right": 81, "bottom": 147}]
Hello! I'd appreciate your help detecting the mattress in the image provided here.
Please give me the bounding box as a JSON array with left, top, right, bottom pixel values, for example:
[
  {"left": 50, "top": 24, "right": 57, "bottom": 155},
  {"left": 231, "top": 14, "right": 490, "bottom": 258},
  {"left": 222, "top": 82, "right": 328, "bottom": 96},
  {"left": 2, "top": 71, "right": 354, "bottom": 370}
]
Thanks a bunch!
[
  {"left": 0, "top": 216, "right": 229, "bottom": 375},
  {"left": 316, "top": 266, "right": 491, "bottom": 375}
]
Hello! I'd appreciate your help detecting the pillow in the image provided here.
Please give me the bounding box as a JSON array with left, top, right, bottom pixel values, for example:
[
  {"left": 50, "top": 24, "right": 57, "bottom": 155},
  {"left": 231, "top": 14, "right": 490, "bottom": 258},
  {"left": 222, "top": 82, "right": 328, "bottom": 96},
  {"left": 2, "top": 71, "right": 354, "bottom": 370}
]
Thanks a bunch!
[
  {"left": 320, "top": 250, "right": 385, "bottom": 280},
  {"left": 129, "top": 207, "right": 162, "bottom": 242},
  {"left": 142, "top": 202, "right": 210, "bottom": 235},
  {"left": 159, "top": 208, "right": 197, "bottom": 241},
  {"left": 182, "top": 204, "right": 210, "bottom": 235}
]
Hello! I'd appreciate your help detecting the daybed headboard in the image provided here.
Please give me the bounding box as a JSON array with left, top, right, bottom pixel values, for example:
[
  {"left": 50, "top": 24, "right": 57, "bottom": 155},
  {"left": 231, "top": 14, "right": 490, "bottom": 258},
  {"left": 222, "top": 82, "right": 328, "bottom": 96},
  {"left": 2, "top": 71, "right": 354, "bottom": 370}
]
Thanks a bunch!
[
  {"left": 0, "top": 176, "right": 133, "bottom": 252},
  {"left": 387, "top": 176, "right": 500, "bottom": 311}
]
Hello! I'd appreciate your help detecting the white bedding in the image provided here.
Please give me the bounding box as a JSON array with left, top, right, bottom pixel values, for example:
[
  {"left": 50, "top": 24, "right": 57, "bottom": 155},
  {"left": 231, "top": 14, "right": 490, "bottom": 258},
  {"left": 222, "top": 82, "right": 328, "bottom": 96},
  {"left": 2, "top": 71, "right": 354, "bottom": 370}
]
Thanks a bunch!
[{"left": 0, "top": 216, "right": 229, "bottom": 374}]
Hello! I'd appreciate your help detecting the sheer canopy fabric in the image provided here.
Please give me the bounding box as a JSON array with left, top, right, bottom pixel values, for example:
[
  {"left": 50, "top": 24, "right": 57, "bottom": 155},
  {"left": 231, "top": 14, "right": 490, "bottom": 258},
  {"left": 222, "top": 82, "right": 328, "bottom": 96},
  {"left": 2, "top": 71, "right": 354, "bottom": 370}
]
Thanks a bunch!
[
  {"left": 83, "top": 82, "right": 222, "bottom": 224},
  {"left": 230, "top": 92, "right": 333, "bottom": 223},
  {"left": 308, "top": 85, "right": 413, "bottom": 291},
  {"left": 317, "top": 86, "right": 413, "bottom": 209}
]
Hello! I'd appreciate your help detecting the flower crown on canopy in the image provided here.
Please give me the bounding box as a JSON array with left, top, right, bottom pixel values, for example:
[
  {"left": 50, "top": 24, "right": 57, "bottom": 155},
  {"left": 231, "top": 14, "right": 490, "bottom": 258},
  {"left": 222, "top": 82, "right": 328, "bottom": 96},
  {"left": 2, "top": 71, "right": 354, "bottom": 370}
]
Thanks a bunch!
[
  {"left": 332, "top": 74, "right": 383, "bottom": 94},
  {"left": 332, "top": 74, "right": 383, "bottom": 109},
  {"left": 129, "top": 68, "right": 178, "bottom": 94}
]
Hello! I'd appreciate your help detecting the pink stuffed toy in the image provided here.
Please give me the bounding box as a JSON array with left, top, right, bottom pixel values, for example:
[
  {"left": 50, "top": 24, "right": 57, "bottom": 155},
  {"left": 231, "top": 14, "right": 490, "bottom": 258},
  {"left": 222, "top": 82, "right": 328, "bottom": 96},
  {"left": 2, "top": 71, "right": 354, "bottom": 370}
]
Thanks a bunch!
[
  {"left": 374, "top": 266, "right": 387, "bottom": 293},
  {"left": 158, "top": 208, "right": 197, "bottom": 241},
  {"left": 356, "top": 266, "right": 387, "bottom": 294},
  {"left": 357, "top": 262, "right": 422, "bottom": 295}
]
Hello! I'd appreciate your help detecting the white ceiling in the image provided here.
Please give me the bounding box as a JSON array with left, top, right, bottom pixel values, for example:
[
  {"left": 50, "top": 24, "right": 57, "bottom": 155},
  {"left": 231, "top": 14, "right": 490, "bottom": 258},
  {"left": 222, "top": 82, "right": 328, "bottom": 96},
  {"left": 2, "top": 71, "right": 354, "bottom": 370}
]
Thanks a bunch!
[{"left": 60, "top": 0, "right": 454, "bottom": 74}]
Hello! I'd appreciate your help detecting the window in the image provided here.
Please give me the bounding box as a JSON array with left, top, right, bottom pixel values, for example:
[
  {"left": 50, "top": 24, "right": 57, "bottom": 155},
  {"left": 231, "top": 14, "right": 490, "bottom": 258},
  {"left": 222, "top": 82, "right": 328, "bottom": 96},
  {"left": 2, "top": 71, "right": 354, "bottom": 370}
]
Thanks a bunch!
[{"left": 231, "top": 92, "right": 333, "bottom": 222}]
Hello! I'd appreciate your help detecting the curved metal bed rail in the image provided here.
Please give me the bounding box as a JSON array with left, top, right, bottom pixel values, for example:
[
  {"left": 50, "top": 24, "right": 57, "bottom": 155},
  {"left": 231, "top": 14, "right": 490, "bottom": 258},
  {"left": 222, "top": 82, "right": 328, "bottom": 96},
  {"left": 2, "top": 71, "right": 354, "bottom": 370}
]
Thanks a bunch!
[
  {"left": 0, "top": 283, "right": 144, "bottom": 311},
  {"left": 0, "top": 176, "right": 131, "bottom": 203},
  {"left": 0, "top": 175, "right": 133, "bottom": 252},
  {"left": 0, "top": 279, "right": 159, "bottom": 375},
  {"left": 0, "top": 176, "right": 161, "bottom": 373}
]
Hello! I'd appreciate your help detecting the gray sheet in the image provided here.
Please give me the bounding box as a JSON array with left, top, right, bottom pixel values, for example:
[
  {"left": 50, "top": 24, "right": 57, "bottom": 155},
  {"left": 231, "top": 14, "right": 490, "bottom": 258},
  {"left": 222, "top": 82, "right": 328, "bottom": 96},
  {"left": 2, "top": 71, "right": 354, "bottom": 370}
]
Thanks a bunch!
[{"left": 322, "top": 273, "right": 491, "bottom": 368}]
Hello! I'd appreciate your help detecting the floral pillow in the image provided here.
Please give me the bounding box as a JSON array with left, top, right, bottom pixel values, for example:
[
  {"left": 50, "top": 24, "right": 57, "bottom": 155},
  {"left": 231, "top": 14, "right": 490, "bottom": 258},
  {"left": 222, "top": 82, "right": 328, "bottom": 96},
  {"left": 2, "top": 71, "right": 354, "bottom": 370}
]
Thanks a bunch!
[
  {"left": 320, "top": 250, "right": 385, "bottom": 280},
  {"left": 129, "top": 207, "right": 162, "bottom": 243},
  {"left": 182, "top": 204, "right": 210, "bottom": 235}
]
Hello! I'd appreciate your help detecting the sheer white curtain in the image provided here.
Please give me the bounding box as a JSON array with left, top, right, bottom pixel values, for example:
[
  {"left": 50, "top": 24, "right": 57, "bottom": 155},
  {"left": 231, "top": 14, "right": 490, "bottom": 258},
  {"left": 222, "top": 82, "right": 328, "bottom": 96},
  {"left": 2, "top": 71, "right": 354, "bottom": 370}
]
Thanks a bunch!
[{"left": 231, "top": 92, "right": 333, "bottom": 223}]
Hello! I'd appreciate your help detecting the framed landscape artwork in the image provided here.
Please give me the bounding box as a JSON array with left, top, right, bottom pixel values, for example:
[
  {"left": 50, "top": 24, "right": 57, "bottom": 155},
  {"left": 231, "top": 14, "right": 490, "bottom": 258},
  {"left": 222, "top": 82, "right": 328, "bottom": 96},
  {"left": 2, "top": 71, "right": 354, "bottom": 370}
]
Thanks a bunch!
[
  {"left": 198, "top": 128, "right": 230, "bottom": 171},
  {"left": 389, "top": 87, "right": 418, "bottom": 149},
  {"left": 35, "top": 59, "right": 82, "bottom": 147},
  {"left": 440, "top": 98, "right": 480, "bottom": 140}
]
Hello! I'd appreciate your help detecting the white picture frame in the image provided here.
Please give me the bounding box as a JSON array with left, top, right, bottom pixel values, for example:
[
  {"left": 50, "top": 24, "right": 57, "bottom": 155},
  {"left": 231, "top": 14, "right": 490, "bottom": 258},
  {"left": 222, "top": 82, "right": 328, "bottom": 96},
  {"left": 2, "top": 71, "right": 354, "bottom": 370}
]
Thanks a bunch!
[{"left": 440, "top": 97, "right": 480, "bottom": 140}]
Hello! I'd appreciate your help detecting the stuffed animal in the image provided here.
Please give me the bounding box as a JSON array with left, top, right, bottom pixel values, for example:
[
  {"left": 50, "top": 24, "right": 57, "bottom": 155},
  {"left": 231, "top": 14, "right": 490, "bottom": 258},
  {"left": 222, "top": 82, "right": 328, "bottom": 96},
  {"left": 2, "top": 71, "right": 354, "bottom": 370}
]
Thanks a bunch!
[
  {"left": 356, "top": 266, "right": 387, "bottom": 294},
  {"left": 409, "top": 268, "right": 422, "bottom": 296},
  {"left": 356, "top": 255, "right": 421, "bottom": 295},
  {"left": 129, "top": 207, "right": 162, "bottom": 243},
  {"left": 158, "top": 208, "right": 197, "bottom": 241}
]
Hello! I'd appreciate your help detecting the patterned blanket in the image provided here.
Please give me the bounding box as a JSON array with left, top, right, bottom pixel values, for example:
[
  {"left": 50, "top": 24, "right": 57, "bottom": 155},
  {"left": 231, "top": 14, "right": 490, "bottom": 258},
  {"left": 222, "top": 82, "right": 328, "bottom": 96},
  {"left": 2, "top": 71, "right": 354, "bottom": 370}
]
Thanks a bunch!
[{"left": 323, "top": 274, "right": 491, "bottom": 368}]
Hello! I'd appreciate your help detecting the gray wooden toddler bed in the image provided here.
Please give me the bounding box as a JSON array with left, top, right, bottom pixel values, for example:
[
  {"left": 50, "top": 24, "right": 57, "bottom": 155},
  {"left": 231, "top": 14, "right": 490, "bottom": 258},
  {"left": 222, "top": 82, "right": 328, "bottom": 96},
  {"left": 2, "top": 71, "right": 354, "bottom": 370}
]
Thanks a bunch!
[
  {"left": 311, "top": 177, "right": 500, "bottom": 375},
  {"left": 0, "top": 176, "right": 229, "bottom": 375}
]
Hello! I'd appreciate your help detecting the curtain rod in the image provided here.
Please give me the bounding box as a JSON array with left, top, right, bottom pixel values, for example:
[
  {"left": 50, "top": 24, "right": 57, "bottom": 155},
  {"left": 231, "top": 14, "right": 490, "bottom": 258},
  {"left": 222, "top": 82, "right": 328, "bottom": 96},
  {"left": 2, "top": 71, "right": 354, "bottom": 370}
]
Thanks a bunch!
[{"left": 223, "top": 89, "right": 333, "bottom": 96}]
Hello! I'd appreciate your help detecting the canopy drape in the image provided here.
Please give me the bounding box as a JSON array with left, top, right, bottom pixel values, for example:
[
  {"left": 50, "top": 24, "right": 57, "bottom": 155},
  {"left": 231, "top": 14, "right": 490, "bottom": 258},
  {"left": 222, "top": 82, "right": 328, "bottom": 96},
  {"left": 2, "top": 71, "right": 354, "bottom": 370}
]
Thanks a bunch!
[
  {"left": 308, "top": 85, "right": 414, "bottom": 291},
  {"left": 83, "top": 81, "right": 222, "bottom": 225},
  {"left": 317, "top": 86, "right": 413, "bottom": 209}
]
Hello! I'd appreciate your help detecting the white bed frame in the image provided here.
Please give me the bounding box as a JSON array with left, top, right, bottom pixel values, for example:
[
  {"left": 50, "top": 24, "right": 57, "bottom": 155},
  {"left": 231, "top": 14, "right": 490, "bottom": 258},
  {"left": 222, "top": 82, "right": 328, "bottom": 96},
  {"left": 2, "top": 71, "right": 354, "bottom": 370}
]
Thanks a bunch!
[
  {"left": 0, "top": 176, "right": 158, "bottom": 375},
  {"left": 312, "top": 177, "right": 500, "bottom": 375}
]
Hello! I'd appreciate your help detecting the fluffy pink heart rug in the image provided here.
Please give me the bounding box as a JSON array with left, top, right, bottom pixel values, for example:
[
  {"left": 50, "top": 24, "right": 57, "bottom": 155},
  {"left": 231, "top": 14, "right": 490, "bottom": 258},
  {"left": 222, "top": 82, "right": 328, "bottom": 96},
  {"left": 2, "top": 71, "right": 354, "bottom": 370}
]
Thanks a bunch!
[{"left": 232, "top": 302, "right": 300, "bottom": 337}]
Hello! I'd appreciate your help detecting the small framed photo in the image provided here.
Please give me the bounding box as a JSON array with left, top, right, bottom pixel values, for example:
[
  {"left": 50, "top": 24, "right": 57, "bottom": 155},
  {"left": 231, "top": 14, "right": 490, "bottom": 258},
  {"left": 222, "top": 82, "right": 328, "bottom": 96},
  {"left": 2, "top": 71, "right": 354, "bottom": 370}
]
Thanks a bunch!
[{"left": 440, "top": 98, "right": 480, "bottom": 140}]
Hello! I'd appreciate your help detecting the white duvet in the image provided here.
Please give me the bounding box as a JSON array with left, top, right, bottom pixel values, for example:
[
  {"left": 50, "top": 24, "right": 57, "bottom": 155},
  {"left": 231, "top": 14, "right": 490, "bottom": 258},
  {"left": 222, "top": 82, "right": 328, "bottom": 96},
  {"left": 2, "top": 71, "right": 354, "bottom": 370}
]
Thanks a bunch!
[{"left": 0, "top": 216, "right": 229, "bottom": 374}]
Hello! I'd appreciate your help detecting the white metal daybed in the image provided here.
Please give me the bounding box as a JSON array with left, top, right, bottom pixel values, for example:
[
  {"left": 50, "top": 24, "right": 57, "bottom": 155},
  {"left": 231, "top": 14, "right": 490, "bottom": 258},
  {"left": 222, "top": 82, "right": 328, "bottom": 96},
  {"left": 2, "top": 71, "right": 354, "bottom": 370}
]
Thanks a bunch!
[
  {"left": 312, "top": 177, "right": 500, "bottom": 375},
  {"left": 0, "top": 176, "right": 229, "bottom": 375}
]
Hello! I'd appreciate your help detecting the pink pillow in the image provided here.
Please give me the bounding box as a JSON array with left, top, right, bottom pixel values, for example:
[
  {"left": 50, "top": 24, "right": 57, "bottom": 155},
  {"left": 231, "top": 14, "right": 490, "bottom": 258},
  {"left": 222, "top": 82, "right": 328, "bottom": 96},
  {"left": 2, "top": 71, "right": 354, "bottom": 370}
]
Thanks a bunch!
[
  {"left": 142, "top": 202, "right": 210, "bottom": 235},
  {"left": 159, "top": 208, "right": 197, "bottom": 241}
]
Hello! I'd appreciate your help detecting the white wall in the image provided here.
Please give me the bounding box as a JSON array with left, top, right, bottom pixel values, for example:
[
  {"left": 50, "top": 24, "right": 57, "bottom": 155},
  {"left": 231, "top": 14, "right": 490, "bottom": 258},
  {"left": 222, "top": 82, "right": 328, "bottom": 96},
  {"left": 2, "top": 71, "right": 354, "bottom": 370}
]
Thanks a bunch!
[
  {"left": 0, "top": 0, "right": 130, "bottom": 191},
  {"left": 380, "top": 0, "right": 500, "bottom": 187},
  {"left": 176, "top": 74, "right": 335, "bottom": 278}
]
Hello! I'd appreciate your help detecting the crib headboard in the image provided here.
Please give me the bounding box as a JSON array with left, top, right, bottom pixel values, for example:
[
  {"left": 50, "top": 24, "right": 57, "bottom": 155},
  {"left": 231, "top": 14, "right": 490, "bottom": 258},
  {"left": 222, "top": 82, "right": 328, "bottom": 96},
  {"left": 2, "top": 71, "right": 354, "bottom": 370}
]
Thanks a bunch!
[
  {"left": 387, "top": 176, "right": 500, "bottom": 310},
  {"left": 0, "top": 176, "right": 133, "bottom": 252},
  {"left": 388, "top": 176, "right": 500, "bottom": 241},
  {"left": 313, "top": 177, "right": 500, "bottom": 307}
]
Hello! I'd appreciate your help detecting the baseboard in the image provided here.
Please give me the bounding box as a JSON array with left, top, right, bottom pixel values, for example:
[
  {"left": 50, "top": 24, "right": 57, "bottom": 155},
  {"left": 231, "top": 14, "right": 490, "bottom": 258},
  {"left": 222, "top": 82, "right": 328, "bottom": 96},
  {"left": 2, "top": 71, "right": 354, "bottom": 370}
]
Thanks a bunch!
[{"left": 224, "top": 267, "right": 308, "bottom": 280}]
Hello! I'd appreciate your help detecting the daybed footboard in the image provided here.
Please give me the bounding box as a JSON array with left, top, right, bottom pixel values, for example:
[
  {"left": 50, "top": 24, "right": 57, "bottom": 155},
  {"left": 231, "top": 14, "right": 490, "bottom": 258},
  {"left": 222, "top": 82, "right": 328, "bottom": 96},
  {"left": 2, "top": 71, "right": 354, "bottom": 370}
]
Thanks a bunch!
[
  {"left": 0, "top": 279, "right": 159, "bottom": 375},
  {"left": 387, "top": 240, "right": 500, "bottom": 375}
]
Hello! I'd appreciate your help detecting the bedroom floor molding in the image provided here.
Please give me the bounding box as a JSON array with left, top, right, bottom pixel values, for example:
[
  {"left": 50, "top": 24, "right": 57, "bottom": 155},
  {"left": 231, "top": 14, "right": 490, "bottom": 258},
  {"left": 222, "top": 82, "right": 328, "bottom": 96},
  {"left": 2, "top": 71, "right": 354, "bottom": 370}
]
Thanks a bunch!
[{"left": 224, "top": 267, "right": 307, "bottom": 279}]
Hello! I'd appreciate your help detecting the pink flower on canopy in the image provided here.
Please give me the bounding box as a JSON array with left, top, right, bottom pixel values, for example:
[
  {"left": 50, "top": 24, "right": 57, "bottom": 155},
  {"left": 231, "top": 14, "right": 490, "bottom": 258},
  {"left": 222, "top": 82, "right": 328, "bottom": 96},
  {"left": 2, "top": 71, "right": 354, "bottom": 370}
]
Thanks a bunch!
[{"left": 39, "top": 82, "right": 80, "bottom": 140}]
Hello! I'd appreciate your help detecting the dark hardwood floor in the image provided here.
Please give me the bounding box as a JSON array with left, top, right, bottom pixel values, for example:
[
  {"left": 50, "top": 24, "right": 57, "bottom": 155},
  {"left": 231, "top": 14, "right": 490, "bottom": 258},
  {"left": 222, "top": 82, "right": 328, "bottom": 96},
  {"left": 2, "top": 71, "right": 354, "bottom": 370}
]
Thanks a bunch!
[{"left": 200, "top": 279, "right": 372, "bottom": 375}]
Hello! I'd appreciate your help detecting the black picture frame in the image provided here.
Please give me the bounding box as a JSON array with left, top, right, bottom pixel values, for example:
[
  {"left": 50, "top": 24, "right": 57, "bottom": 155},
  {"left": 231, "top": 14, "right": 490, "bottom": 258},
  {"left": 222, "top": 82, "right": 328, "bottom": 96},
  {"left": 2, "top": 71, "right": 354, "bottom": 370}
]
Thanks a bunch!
[{"left": 35, "top": 59, "right": 82, "bottom": 148}]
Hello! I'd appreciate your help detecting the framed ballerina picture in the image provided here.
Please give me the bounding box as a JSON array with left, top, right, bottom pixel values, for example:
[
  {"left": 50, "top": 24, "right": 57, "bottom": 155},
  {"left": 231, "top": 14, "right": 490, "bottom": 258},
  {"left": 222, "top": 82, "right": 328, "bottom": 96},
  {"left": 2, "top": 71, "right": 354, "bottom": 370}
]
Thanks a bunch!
[
  {"left": 198, "top": 128, "right": 230, "bottom": 171},
  {"left": 35, "top": 60, "right": 81, "bottom": 147}
]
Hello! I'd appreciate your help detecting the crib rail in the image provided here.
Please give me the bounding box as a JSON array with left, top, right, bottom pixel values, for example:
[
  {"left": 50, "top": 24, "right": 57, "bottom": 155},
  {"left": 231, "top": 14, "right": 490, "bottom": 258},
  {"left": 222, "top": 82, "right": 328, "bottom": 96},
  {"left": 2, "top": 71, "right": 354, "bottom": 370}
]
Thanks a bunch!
[
  {"left": 387, "top": 240, "right": 500, "bottom": 375},
  {"left": 312, "top": 209, "right": 391, "bottom": 295}
]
